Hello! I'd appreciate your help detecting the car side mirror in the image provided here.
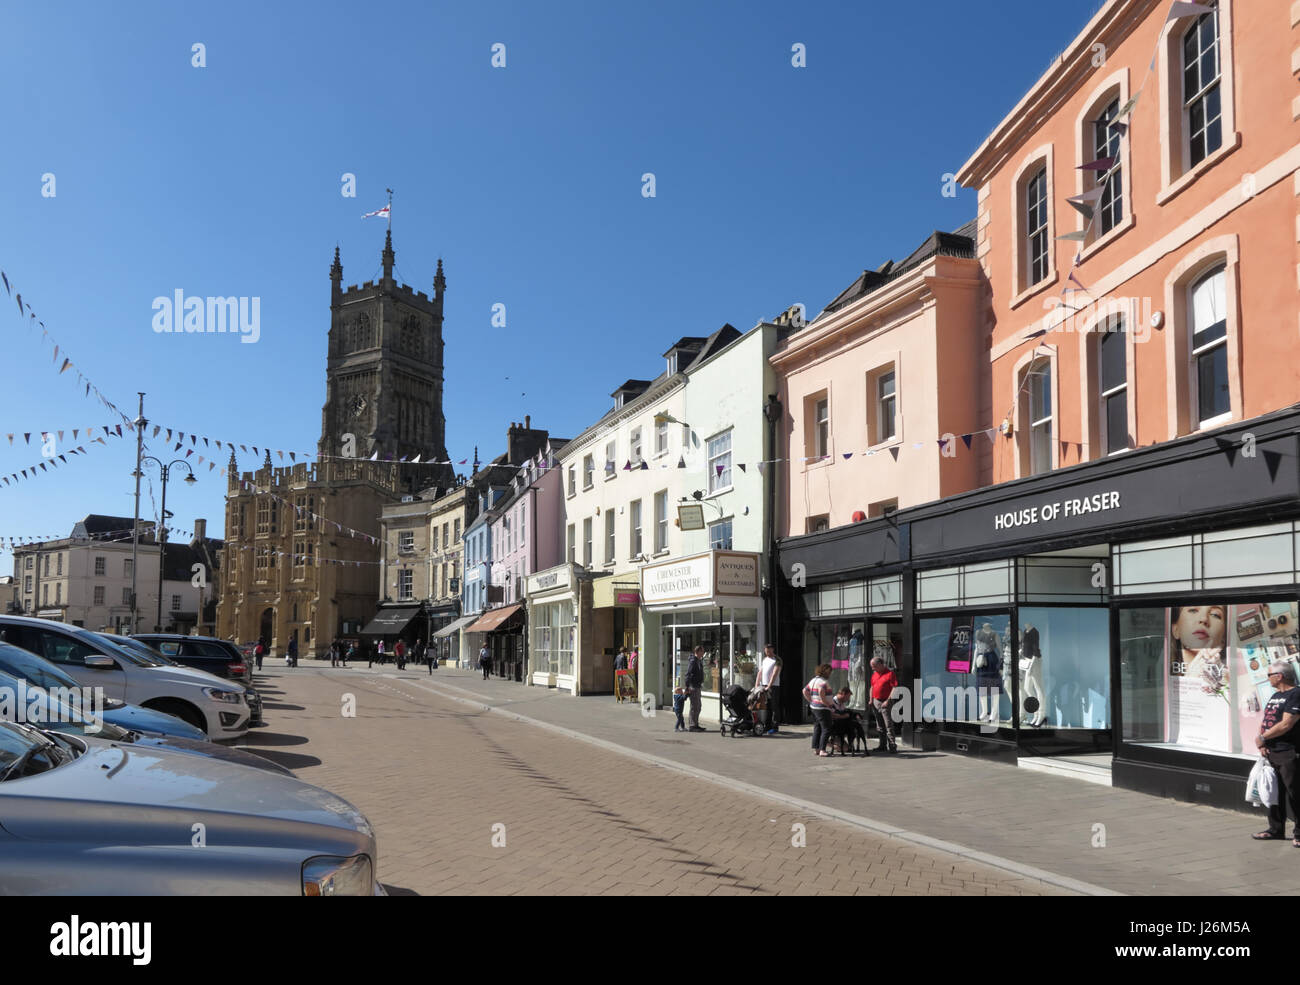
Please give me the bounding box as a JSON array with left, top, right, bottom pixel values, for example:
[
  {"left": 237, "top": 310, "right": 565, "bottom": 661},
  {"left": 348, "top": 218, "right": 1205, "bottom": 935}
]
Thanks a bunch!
[{"left": 84, "top": 655, "right": 118, "bottom": 670}]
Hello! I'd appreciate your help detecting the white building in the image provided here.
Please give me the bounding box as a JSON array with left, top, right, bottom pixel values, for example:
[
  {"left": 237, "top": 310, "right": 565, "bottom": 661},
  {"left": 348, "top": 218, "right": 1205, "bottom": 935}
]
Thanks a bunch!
[{"left": 551, "top": 323, "right": 779, "bottom": 713}]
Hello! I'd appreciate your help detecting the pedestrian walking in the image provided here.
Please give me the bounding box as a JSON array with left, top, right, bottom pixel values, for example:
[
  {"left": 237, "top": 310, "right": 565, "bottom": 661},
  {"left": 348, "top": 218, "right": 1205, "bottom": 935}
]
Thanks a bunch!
[
  {"left": 672, "top": 679, "right": 687, "bottom": 732},
  {"left": 684, "top": 646, "right": 705, "bottom": 731},
  {"left": 329, "top": 638, "right": 338, "bottom": 667},
  {"left": 344, "top": 640, "right": 354, "bottom": 668},
  {"left": 479, "top": 644, "right": 492, "bottom": 680},
  {"left": 870, "top": 656, "right": 899, "bottom": 753},
  {"left": 1253, "top": 661, "right": 1300, "bottom": 844},
  {"left": 395, "top": 639, "right": 407, "bottom": 670},
  {"left": 803, "top": 662, "right": 835, "bottom": 757},
  {"left": 286, "top": 637, "right": 298, "bottom": 668},
  {"left": 757, "top": 643, "right": 782, "bottom": 735},
  {"left": 254, "top": 638, "right": 265, "bottom": 671},
  {"left": 377, "top": 640, "right": 386, "bottom": 666}
]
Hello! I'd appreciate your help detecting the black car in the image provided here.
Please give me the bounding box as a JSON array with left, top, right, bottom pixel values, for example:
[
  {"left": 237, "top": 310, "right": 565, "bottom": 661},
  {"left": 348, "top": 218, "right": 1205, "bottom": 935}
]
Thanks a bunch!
[{"left": 121, "top": 635, "right": 264, "bottom": 726}]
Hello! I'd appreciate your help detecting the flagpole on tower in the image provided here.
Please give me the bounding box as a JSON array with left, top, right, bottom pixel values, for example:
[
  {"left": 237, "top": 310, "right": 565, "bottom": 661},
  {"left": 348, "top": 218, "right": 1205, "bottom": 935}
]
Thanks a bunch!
[{"left": 386, "top": 188, "right": 393, "bottom": 233}]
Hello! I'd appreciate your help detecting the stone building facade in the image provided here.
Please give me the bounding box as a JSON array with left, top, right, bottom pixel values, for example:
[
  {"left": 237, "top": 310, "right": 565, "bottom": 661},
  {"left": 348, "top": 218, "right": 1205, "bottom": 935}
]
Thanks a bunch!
[{"left": 217, "top": 237, "right": 451, "bottom": 655}]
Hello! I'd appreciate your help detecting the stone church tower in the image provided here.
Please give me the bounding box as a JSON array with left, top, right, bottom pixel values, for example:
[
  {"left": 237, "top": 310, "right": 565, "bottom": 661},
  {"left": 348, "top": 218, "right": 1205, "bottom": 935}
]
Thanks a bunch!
[
  {"left": 216, "top": 237, "right": 453, "bottom": 653},
  {"left": 320, "top": 230, "right": 451, "bottom": 466}
]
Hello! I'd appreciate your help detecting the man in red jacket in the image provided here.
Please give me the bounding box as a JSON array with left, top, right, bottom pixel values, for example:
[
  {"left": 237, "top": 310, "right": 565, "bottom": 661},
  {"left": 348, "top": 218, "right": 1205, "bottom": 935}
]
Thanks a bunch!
[{"left": 869, "top": 656, "right": 899, "bottom": 753}]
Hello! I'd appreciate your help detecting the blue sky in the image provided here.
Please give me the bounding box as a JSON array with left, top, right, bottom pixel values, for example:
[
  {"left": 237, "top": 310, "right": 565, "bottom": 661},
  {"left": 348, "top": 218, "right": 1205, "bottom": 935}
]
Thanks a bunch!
[{"left": 0, "top": 0, "right": 1104, "bottom": 569}]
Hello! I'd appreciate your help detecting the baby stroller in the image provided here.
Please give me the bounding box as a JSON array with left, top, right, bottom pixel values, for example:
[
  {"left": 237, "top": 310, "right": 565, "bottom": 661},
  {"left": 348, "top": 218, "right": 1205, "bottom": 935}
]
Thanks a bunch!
[{"left": 720, "top": 684, "right": 759, "bottom": 737}]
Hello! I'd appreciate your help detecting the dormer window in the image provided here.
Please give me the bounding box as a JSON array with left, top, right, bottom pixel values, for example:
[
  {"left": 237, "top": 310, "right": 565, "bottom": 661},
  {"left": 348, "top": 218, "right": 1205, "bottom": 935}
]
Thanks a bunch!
[
  {"left": 667, "top": 352, "right": 678, "bottom": 375},
  {"left": 614, "top": 393, "right": 625, "bottom": 410}
]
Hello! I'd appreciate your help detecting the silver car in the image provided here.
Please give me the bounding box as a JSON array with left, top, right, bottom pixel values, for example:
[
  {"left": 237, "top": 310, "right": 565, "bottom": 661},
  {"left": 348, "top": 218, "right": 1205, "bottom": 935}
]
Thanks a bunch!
[{"left": 0, "top": 722, "right": 381, "bottom": 895}]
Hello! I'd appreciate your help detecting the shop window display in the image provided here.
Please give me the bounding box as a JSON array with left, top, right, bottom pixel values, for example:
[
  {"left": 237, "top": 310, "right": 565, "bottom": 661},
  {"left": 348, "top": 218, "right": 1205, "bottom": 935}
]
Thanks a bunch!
[
  {"left": 1016, "top": 607, "right": 1110, "bottom": 729},
  {"left": 1120, "top": 601, "right": 1300, "bottom": 756},
  {"left": 919, "top": 613, "right": 1013, "bottom": 725}
]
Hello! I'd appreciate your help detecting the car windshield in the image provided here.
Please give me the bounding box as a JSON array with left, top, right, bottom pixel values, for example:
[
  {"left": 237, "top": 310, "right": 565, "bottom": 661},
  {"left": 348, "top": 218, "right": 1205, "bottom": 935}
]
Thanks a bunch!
[
  {"left": 0, "top": 642, "right": 80, "bottom": 691},
  {"left": 0, "top": 670, "right": 130, "bottom": 741},
  {"left": 85, "top": 632, "right": 162, "bottom": 668},
  {"left": 104, "top": 635, "right": 177, "bottom": 667},
  {"left": 0, "top": 722, "right": 69, "bottom": 779}
]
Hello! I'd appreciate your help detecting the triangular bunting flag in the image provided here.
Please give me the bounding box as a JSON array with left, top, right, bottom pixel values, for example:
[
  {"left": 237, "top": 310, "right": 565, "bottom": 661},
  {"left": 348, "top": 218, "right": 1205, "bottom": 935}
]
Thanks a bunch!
[
  {"left": 1056, "top": 230, "right": 1088, "bottom": 242},
  {"left": 1117, "top": 94, "right": 1139, "bottom": 119},
  {"left": 1263, "top": 449, "right": 1283, "bottom": 481},
  {"left": 1214, "top": 436, "right": 1238, "bottom": 466},
  {"left": 889, "top": 447, "right": 900, "bottom": 461},
  {"left": 961, "top": 434, "right": 973, "bottom": 449},
  {"left": 737, "top": 463, "right": 746, "bottom": 473},
  {"left": 842, "top": 452, "right": 853, "bottom": 460},
  {"left": 755, "top": 461, "right": 765, "bottom": 476}
]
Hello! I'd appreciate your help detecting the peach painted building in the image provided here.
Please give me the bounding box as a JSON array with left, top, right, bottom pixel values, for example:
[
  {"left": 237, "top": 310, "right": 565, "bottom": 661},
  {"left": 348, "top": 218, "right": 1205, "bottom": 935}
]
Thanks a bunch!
[
  {"left": 957, "top": 0, "right": 1300, "bottom": 477},
  {"left": 770, "top": 223, "right": 985, "bottom": 538}
]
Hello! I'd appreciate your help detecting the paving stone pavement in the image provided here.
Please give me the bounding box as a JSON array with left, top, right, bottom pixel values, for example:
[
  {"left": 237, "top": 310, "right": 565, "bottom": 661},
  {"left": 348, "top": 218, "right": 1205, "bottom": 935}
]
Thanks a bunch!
[
  {"left": 259, "top": 663, "right": 1300, "bottom": 897},
  {"left": 238, "top": 665, "right": 1070, "bottom": 896}
]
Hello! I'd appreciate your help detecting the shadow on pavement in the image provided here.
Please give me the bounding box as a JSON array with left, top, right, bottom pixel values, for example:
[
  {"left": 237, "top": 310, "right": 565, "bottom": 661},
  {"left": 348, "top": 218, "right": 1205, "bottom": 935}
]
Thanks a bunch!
[
  {"left": 244, "top": 749, "right": 323, "bottom": 771},
  {"left": 382, "top": 884, "right": 420, "bottom": 896},
  {"left": 238, "top": 731, "right": 309, "bottom": 747},
  {"left": 261, "top": 702, "right": 306, "bottom": 711}
]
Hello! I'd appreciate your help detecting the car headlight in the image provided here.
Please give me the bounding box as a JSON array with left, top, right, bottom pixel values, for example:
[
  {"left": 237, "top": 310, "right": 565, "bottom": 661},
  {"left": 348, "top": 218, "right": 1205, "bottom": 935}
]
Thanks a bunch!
[
  {"left": 302, "top": 854, "right": 373, "bottom": 896},
  {"left": 202, "top": 687, "right": 243, "bottom": 704}
]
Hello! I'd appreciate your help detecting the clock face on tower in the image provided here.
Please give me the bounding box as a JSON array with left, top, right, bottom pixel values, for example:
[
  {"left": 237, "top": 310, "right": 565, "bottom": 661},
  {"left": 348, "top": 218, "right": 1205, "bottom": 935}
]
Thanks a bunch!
[{"left": 350, "top": 395, "right": 367, "bottom": 418}]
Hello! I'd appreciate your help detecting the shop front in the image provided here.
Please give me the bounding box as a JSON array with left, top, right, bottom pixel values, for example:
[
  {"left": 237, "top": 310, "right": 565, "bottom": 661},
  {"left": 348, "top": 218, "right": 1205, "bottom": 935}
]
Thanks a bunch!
[
  {"left": 902, "top": 409, "right": 1300, "bottom": 807},
  {"left": 640, "top": 550, "right": 764, "bottom": 722},
  {"left": 525, "top": 563, "right": 594, "bottom": 694},
  {"left": 590, "top": 575, "right": 640, "bottom": 694},
  {"left": 796, "top": 575, "right": 904, "bottom": 723},
  {"left": 464, "top": 604, "right": 526, "bottom": 681},
  {"left": 777, "top": 408, "right": 1300, "bottom": 808},
  {"left": 433, "top": 614, "right": 476, "bottom": 667}
]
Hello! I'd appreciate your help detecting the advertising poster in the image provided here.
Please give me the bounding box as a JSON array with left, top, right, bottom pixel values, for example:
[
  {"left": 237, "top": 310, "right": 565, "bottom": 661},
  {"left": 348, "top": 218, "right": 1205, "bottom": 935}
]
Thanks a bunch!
[
  {"left": 1233, "top": 602, "right": 1300, "bottom": 752},
  {"left": 1166, "top": 604, "right": 1232, "bottom": 752},
  {"left": 945, "top": 621, "right": 973, "bottom": 674}
]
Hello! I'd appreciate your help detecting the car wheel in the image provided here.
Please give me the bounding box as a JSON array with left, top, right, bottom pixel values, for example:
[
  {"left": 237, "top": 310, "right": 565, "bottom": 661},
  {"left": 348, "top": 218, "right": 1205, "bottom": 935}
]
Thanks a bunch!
[{"left": 144, "top": 699, "right": 208, "bottom": 735}]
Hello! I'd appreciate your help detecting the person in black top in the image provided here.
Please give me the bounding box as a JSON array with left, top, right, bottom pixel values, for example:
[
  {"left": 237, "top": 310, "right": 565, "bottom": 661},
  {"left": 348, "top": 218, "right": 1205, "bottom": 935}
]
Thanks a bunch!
[
  {"left": 1254, "top": 661, "right": 1300, "bottom": 844},
  {"left": 684, "top": 647, "right": 705, "bottom": 732}
]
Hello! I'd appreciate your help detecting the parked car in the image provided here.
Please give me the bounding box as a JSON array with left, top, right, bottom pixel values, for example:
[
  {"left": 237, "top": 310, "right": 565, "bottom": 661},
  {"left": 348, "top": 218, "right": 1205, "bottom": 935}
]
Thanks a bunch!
[
  {"left": 105, "top": 634, "right": 264, "bottom": 726},
  {"left": 0, "top": 665, "right": 289, "bottom": 775},
  {"left": 130, "top": 634, "right": 251, "bottom": 686},
  {"left": 0, "top": 640, "right": 206, "bottom": 740},
  {"left": 0, "top": 616, "right": 249, "bottom": 741},
  {"left": 0, "top": 721, "right": 381, "bottom": 894}
]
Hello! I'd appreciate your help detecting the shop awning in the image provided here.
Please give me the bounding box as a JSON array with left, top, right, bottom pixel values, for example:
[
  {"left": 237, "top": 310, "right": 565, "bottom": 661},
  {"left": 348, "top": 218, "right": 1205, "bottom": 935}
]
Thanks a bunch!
[
  {"left": 465, "top": 603, "right": 524, "bottom": 634},
  {"left": 360, "top": 606, "right": 421, "bottom": 636},
  {"left": 433, "top": 614, "right": 477, "bottom": 639}
]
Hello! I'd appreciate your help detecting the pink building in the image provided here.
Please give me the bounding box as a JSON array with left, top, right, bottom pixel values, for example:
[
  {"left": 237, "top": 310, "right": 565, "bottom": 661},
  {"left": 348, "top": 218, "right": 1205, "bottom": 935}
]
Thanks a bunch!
[{"left": 771, "top": 224, "right": 985, "bottom": 539}]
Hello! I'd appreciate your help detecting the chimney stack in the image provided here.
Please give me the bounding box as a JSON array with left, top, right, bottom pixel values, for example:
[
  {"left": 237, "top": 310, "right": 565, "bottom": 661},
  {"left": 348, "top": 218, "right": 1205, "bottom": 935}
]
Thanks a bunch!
[
  {"left": 525, "top": 414, "right": 531, "bottom": 429},
  {"left": 193, "top": 518, "right": 206, "bottom": 543}
]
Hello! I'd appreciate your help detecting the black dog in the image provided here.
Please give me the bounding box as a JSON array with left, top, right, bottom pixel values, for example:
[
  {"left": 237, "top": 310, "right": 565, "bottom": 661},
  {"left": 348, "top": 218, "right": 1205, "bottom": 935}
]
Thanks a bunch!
[{"left": 828, "top": 713, "right": 870, "bottom": 756}]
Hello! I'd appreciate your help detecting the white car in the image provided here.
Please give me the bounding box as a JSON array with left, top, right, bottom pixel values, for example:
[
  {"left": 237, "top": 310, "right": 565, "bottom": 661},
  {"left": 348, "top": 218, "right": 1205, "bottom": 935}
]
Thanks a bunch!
[{"left": 0, "top": 617, "right": 249, "bottom": 741}]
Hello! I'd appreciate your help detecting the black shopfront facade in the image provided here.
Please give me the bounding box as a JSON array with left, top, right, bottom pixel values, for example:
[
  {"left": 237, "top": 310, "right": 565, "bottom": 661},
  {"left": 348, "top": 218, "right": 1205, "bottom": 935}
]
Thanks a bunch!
[{"left": 776, "top": 408, "right": 1300, "bottom": 811}]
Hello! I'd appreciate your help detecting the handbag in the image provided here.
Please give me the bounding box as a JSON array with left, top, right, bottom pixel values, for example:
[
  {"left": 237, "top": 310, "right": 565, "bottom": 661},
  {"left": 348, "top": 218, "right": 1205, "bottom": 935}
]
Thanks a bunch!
[{"left": 974, "top": 654, "right": 987, "bottom": 669}]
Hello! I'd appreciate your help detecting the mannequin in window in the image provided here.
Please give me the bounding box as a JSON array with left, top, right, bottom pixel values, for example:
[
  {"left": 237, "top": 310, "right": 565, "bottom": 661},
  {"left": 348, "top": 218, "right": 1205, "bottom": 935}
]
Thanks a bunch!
[
  {"left": 1021, "top": 621, "right": 1047, "bottom": 727},
  {"left": 848, "top": 629, "right": 867, "bottom": 710},
  {"left": 973, "top": 622, "right": 1003, "bottom": 722}
]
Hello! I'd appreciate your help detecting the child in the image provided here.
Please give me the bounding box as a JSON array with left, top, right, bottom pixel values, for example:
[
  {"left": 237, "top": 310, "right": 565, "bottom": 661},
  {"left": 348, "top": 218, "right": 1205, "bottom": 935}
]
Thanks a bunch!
[{"left": 672, "top": 679, "right": 687, "bottom": 732}]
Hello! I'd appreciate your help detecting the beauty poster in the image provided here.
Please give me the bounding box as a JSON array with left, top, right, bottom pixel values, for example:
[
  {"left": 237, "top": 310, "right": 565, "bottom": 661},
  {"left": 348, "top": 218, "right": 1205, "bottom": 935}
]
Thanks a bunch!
[
  {"left": 1233, "top": 602, "right": 1300, "bottom": 752},
  {"left": 945, "top": 621, "right": 973, "bottom": 674},
  {"left": 1165, "top": 604, "right": 1232, "bottom": 753}
]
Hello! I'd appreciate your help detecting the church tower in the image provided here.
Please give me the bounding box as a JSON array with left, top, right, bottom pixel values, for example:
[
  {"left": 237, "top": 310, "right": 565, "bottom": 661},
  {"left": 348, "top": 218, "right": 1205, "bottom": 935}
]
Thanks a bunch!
[{"left": 319, "top": 235, "right": 450, "bottom": 467}]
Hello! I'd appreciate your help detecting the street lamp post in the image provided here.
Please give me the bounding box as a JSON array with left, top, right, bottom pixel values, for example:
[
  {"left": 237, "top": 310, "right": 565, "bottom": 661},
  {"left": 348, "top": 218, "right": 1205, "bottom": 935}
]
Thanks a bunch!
[{"left": 136, "top": 456, "right": 196, "bottom": 632}]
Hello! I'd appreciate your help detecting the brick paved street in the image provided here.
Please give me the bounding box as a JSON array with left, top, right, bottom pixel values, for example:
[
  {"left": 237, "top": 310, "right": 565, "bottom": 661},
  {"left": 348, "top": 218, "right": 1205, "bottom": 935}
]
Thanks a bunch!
[{"left": 238, "top": 665, "right": 1069, "bottom": 895}]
